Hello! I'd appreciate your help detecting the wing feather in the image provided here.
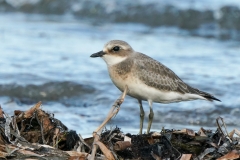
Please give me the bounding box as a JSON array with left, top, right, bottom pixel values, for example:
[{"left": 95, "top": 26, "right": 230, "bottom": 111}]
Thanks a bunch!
[
  {"left": 131, "top": 53, "right": 220, "bottom": 101},
  {"left": 132, "top": 53, "right": 197, "bottom": 94}
]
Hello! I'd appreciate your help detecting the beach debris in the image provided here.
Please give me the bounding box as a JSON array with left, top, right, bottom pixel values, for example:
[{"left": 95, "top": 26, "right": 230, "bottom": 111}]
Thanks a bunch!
[
  {"left": 89, "top": 85, "right": 128, "bottom": 160},
  {"left": 180, "top": 154, "right": 192, "bottom": 160},
  {"left": 0, "top": 101, "right": 239, "bottom": 159},
  {"left": 217, "top": 150, "right": 240, "bottom": 160}
]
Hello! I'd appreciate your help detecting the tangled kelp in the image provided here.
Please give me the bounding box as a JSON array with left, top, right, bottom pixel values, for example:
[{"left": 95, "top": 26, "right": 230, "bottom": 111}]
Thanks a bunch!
[{"left": 0, "top": 101, "right": 239, "bottom": 159}]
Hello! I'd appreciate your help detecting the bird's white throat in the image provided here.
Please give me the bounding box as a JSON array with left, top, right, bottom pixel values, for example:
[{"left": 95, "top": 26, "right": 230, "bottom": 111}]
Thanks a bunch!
[{"left": 102, "top": 54, "right": 127, "bottom": 66}]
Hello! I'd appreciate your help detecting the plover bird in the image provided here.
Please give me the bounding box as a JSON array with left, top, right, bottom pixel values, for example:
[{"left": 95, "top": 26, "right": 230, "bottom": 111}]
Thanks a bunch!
[{"left": 90, "top": 40, "right": 220, "bottom": 134}]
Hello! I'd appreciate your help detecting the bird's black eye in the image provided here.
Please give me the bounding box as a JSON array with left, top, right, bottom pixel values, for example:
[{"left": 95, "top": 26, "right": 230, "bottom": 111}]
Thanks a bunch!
[{"left": 112, "top": 46, "right": 120, "bottom": 52}]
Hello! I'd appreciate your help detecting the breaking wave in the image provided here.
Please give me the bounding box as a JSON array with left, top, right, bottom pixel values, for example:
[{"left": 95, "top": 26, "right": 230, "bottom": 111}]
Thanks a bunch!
[{"left": 1, "top": 0, "right": 240, "bottom": 40}]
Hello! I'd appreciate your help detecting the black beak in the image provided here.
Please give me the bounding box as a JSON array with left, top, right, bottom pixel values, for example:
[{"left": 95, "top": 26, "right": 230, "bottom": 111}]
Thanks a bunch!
[{"left": 90, "top": 51, "right": 106, "bottom": 58}]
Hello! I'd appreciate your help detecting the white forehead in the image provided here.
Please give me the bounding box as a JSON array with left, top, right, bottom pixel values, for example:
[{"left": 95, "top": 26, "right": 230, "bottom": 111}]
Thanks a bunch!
[{"left": 103, "top": 40, "right": 132, "bottom": 52}]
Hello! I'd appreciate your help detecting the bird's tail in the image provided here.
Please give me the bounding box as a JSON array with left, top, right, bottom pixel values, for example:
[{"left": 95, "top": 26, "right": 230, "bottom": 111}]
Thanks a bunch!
[
  {"left": 187, "top": 85, "right": 221, "bottom": 102},
  {"left": 198, "top": 90, "right": 221, "bottom": 102}
]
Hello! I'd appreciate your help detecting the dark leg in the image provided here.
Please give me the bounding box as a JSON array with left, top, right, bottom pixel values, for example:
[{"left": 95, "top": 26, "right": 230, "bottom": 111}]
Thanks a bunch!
[
  {"left": 138, "top": 100, "right": 144, "bottom": 135},
  {"left": 147, "top": 100, "right": 154, "bottom": 134}
]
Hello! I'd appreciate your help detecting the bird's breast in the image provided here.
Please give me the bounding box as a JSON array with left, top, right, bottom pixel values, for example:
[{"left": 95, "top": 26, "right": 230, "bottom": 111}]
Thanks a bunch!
[
  {"left": 108, "top": 66, "right": 149, "bottom": 100},
  {"left": 108, "top": 65, "right": 131, "bottom": 91}
]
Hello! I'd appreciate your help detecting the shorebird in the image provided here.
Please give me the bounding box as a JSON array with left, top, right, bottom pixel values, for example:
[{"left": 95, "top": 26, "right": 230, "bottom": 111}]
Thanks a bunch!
[{"left": 90, "top": 40, "right": 220, "bottom": 134}]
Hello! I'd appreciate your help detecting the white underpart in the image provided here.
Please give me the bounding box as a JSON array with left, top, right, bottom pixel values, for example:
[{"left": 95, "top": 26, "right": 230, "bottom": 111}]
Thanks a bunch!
[
  {"left": 129, "top": 84, "right": 206, "bottom": 103},
  {"left": 102, "top": 54, "right": 127, "bottom": 66},
  {"left": 123, "top": 81, "right": 207, "bottom": 103}
]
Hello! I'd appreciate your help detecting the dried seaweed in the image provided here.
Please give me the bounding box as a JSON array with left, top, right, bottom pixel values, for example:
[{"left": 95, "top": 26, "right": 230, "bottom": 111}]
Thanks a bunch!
[{"left": 0, "top": 102, "right": 239, "bottom": 159}]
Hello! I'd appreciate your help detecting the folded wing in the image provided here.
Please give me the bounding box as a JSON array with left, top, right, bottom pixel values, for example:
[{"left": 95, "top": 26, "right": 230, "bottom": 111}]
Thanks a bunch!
[{"left": 133, "top": 53, "right": 220, "bottom": 102}]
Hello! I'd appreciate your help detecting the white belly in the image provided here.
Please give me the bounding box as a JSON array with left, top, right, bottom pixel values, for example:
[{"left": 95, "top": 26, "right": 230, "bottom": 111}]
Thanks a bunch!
[{"left": 111, "top": 75, "right": 205, "bottom": 103}]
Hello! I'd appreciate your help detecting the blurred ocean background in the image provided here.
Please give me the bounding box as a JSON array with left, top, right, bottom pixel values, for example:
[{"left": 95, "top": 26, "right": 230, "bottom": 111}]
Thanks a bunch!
[{"left": 0, "top": 0, "right": 240, "bottom": 137}]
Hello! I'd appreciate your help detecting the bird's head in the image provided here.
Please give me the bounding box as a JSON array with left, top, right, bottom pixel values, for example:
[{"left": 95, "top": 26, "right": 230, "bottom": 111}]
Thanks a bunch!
[{"left": 90, "top": 40, "right": 134, "bottom": 66}]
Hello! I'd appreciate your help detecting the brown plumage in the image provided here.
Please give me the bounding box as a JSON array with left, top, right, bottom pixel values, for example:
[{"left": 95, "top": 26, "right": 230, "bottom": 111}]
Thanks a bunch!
[
  {"left": 90, "top": 40, "right": 220, "bottom": 134},
  {"left": 131, "top": 53, "right": 220, "bottom": 101}
]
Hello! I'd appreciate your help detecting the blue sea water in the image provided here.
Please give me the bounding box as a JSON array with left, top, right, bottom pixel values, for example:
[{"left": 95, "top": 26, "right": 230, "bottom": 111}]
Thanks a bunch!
[{"left": 0, "top": 0, "right": 240, "bottom": 137}]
